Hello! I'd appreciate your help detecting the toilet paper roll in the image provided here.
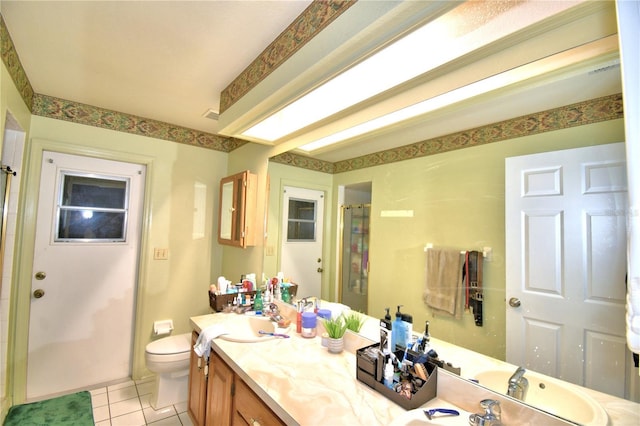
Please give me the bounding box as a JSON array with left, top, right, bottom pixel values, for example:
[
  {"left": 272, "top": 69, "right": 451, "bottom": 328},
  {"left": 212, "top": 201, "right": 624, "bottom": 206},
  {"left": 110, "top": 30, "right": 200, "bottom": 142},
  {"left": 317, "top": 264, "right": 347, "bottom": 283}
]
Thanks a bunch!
[{"left": 153, "top": 320, "right": 174, "bottom": 336}]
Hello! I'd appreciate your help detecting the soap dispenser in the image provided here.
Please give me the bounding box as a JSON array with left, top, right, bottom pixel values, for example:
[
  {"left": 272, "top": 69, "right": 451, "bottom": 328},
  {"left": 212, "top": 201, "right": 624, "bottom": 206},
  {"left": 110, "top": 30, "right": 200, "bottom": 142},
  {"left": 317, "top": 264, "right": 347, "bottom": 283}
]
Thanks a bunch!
[
  {"left": 380, "top": 308, "right": 392, "bottom": 354},
  {"left": 391, "top": 305, "right": 406, "bottom": 351}
]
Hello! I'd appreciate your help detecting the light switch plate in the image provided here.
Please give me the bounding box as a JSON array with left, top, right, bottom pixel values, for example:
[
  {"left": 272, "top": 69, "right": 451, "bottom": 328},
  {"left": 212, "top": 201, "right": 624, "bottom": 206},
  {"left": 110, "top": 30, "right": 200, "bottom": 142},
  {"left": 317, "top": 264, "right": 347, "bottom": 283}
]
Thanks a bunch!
[{"left": 154, "top": 248, "right": 169, "bottom": 260}]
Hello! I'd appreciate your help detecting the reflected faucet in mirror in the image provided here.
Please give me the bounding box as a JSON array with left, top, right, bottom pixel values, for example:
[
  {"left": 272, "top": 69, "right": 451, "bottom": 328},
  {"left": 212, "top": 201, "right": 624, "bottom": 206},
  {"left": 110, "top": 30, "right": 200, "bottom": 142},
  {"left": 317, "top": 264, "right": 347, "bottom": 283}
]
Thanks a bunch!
[{"left": 507, "top": 367, "right": 529, "bottom": 401}]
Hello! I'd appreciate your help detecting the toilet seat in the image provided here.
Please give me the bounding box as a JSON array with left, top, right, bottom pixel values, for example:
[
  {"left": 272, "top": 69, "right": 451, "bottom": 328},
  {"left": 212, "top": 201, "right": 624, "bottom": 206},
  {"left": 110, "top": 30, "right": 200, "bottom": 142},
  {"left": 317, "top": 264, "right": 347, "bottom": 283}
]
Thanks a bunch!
[{"left": 145, "top": 333, "right": 190, "bottom": 355}]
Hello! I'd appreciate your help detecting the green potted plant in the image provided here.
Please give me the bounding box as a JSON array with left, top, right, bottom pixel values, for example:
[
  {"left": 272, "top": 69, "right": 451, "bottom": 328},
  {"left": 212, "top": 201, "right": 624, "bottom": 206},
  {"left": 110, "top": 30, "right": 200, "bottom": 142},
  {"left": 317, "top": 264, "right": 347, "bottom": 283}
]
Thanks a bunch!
[
  {"left": 343, "top": 311, "right": 366, "bottom": 333},
  {"left": 323, "top": 316, "right": 347, "bottom": 353}
]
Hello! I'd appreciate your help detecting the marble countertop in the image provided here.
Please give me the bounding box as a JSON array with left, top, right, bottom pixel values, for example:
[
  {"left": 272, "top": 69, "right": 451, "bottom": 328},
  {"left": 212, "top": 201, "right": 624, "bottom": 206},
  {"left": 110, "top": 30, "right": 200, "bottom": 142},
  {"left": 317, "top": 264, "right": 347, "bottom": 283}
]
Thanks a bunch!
[{"left": 191, "top": 308, "right": 640, "bottom": 425}]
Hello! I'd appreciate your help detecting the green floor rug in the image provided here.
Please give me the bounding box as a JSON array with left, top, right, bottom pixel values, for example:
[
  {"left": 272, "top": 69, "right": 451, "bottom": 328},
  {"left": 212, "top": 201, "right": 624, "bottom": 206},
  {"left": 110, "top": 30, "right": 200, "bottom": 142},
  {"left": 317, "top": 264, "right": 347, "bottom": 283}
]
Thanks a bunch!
[{"left": 4, "top": 391, "right": 94, "bottom": 426}]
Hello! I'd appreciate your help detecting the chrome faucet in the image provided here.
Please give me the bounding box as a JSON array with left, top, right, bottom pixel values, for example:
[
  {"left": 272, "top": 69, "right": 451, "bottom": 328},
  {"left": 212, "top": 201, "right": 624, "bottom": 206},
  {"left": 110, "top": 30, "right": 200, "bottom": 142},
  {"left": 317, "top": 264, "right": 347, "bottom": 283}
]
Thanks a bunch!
[
  {"left": 469, "top": 399, "right": 502, "bottom": 426},
  {"left": 507, "top": 366, "right": 529, "bottom": 401}
]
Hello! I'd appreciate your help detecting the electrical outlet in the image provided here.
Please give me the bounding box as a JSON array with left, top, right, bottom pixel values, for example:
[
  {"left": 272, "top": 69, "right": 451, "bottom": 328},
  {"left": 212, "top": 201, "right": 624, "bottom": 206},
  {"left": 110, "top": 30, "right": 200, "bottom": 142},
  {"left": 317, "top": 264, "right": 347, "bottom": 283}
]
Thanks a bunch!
[
  {"left": 154, "top": 248, "right": 169, "bottom": 260},
  {"left": 265, "top": 245, "right": 275, "bottom": 256}
]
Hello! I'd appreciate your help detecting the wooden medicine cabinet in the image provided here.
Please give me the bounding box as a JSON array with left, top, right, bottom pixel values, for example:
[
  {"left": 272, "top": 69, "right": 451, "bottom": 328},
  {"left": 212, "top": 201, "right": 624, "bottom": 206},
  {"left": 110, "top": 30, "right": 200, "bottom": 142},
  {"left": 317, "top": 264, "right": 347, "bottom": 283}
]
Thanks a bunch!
[{"left": 218, "top": 170, "right": 257, "bottom": 248}]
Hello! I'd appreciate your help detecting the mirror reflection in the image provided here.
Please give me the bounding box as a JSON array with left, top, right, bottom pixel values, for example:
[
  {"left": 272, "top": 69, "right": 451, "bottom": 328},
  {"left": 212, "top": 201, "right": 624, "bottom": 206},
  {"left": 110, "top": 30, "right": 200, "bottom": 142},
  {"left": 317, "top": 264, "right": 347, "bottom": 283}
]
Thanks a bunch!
[{"left": 263, "top": 97, "right": 636, "bottom": 407}]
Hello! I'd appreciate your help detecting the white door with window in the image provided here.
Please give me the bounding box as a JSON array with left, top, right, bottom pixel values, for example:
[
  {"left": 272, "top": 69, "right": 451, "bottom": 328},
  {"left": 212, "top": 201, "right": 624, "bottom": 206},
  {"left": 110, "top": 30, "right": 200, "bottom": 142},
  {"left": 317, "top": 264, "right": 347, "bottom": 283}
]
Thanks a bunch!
[
  {"left": 27, "top": 151, "right": 145, "bottom": 399},
  {"left": 505, "top": 142, "right": 636, "bottom": 399},
  {"left": 280, "top": 187, "right": 324, "bottom": 299}
]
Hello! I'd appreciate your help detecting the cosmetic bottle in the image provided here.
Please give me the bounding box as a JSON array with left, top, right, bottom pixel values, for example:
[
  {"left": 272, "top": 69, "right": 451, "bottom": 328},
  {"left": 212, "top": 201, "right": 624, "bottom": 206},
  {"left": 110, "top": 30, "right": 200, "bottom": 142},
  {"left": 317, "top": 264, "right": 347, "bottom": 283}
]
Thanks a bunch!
[
  {"left": 383, "top": 357, "right": 394, "bottom": 389},
  {"left": 391, "top": 305, "right": 406, "bottom": 351},
  {"left": 380, "top": 307, "right": 392, "bottom": 354},
  {"left": 401, "top": 310, "right": 413, "bottom": 348}
]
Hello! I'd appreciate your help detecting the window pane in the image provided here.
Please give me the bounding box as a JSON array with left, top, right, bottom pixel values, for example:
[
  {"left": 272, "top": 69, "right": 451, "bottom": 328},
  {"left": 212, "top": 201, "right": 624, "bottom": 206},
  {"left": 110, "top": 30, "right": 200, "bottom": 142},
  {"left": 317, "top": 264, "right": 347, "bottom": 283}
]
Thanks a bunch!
[
  {"left": 58, "top": 210, "right": 126, "bottom": 240},
  {"left": 289, "top": 199, "right": 315, "bottom": 220},
  {"left": 287, "top": 198, "right": 316, "bottom": 241},
  {"left": 56, "top": 173, "right": 129, "bottom": 242},
  {"left": 287, "top": 221, "right": 315, "bottom": 240},
  {"left": 62, "top": 175, "right": 127, "bottom": 209}
]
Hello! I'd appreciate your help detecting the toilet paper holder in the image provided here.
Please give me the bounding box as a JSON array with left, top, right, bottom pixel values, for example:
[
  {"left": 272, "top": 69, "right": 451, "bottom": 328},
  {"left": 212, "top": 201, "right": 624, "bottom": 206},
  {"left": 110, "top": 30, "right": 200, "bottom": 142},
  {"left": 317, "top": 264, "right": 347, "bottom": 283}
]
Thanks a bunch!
[{"left": 153, "top": 319, "right": 174, "bottom": 336}]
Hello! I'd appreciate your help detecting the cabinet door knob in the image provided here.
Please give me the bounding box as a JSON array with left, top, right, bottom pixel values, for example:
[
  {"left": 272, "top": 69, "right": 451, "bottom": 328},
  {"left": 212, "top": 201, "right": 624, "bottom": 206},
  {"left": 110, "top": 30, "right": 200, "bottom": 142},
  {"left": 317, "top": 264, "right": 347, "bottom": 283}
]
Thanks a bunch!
[
  {"left": 33, "top": 289, "right": 45, "bottom": 299},
  {"left": 317, "top": 267, "right": 323, "bottom": 273}
]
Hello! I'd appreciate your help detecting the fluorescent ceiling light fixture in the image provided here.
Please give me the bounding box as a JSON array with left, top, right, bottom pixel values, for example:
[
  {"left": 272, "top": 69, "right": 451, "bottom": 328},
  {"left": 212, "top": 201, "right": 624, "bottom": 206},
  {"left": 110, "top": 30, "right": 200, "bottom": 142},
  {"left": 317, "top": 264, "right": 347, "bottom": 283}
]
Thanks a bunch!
[
  {"left": 298, "top": 49, "right": 617, "bottom": 152},
  {"left": 241, "top": 1, "right": 577, "bottom": 142}
]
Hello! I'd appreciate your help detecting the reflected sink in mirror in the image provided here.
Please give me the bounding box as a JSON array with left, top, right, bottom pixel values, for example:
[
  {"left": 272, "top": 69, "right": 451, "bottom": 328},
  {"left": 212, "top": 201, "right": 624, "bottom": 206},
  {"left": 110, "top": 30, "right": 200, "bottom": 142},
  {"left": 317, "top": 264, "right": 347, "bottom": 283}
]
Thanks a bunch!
[
  {"left": 473, "top": 369, "right": 608, "bottom": 425},
  {"left": 218, "top": 315, "right": 291, "bottom": 343}
]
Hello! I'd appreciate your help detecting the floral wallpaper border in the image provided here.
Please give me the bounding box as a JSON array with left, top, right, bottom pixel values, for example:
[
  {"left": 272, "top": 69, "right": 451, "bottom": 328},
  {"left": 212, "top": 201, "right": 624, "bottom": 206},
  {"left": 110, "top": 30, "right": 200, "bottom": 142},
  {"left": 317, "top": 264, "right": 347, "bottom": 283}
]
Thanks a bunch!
[
  {"left": 32, "top": 94, "right": 247, "bottom": 152},
  {"left": 219, "top": 0, "right": 356, "bottom": 113},
  {"left": 2, "top": 11, "right": 624, "bottom": 170},
  {"left": 271, "top": 93, "right": 624, "bottom": 174},
  {"left": 0, "top": 14, "right": 34, "bottom": 110}
]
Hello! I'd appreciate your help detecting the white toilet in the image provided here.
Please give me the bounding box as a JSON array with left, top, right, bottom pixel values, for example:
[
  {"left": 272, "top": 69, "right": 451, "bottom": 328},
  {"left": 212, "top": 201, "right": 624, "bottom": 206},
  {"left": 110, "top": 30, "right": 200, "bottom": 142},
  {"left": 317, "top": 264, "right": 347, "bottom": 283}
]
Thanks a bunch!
[{"left": 144, "top": 332, "right": 191, "bottom": 409}]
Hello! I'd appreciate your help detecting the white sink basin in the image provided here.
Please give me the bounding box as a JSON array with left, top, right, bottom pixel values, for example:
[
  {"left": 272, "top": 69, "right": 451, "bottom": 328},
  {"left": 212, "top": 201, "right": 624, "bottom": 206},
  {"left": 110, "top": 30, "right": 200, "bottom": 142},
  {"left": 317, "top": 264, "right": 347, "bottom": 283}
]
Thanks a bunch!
[
  {"left": 218, "top": 315, "right": 291, "bottom": 343},
  {"left": 473, "top": 369, "right": 608, "bottom": 425}
]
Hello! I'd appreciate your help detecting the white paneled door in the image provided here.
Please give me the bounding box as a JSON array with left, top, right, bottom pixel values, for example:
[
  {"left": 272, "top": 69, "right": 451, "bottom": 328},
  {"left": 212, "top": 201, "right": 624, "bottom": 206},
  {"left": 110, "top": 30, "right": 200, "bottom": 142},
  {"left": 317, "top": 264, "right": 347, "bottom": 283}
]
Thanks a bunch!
[
  {"left": 27, "top": 151, "right": 145, "bottom": 399},
  {"left": 505, "top": 142, "right": 636, "bottom": 399},
  {"left": 280, "top": 186, "right": 324, "bottom": 299}
]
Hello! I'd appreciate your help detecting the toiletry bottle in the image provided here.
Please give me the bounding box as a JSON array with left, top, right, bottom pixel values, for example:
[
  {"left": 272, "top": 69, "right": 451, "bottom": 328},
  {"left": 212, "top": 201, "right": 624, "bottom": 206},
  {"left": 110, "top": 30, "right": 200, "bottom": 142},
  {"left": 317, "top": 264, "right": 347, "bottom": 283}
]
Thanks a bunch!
[
  {"left": 253, "top": 289, "right": 263, "bottom": 315},
  {"left": 391, "top": 305, "right": 405, "bottom": 352},
  {"left": 418, "top": 321, "right": 430, "bottom": 353},
  {"left": 296, "top": 300, "right": 303, "bottom": 333},
  {"left": 301, "top": 312, "right": 317, "bottom": 338},
  {"left": 383, "top": 357, "right": 394, "bottom": 389},
  {"left": 282, "top": 286, "right": 291, "bottom": 303},
  {"left": 402, "top": 311, "right": 413, "bottom": 349},
  {"left": 380, "top": 307, "right": 392, "bottom": 354}
]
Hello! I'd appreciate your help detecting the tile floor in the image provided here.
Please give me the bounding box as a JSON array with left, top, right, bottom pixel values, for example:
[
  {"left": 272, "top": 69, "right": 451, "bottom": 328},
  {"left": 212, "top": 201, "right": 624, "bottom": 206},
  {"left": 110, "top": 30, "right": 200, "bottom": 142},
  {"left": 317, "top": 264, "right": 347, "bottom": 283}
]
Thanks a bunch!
[{"left": 89, "top": 378, "right": 193, "bottom": 426}]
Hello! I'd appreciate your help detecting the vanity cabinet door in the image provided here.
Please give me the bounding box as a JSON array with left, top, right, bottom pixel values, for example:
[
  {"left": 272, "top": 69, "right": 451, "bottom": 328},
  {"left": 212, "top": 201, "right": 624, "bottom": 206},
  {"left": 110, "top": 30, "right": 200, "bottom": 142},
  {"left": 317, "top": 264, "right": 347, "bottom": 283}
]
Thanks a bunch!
[
  {"left": 232, "top": 378, "right": 285, "bottom": 426},
  {"left": 188, "top": 331, "right": 207, "bottom": 426},
  {"left": 206, "top": 351, "right": 234, "bottom": 426},
  {"left": 218, "top": 170, "right": 257, "bottom": 248}
]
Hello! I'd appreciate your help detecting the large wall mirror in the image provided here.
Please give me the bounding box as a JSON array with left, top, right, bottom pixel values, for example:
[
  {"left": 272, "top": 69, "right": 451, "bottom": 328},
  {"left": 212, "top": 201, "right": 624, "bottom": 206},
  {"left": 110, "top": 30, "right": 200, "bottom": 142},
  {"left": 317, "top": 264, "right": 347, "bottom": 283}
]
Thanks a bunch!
[
  {"left": 261, "top": 64, "right": 637, "bottom": 418},
  {"left": 247, "top": 0, "right": 640, "bottom": 419}
]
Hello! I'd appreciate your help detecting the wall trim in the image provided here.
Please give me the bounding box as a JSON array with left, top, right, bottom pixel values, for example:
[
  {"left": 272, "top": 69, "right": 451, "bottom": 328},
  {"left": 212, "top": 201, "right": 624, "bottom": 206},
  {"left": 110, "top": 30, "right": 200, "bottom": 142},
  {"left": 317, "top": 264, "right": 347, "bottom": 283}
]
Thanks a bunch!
[{"left": 270, "top": 93, "right": 624, "bottom": 174}]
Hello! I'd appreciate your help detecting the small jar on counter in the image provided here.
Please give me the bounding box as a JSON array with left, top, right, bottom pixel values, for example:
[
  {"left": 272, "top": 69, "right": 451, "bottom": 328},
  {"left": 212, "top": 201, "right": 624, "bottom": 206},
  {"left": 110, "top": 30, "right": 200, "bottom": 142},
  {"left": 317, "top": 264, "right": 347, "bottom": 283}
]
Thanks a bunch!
[{"left": 301, "top": 312, "right": 317, "bottom": 338}]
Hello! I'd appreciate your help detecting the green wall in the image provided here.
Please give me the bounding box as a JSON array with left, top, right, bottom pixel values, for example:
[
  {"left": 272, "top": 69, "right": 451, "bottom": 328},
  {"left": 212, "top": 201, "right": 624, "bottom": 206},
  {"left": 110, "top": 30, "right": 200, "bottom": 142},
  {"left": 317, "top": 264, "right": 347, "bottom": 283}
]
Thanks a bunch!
[
  {"left": 331, "top": 119, "right": 626, "bottom": 359},
  {"left": 7, "top": 114, "right": 229, "bottom": 403}
]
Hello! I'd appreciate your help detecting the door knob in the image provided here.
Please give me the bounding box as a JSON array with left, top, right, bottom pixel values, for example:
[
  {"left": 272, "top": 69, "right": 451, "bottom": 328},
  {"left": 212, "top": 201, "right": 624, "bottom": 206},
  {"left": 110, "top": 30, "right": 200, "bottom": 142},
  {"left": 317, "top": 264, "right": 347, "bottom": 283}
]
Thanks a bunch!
[
  {"left": 33, "top": 289, "right": 45, "bottom": 299},
  {"left": 317, "top": 267, "right": 323, "bottom": 273},
  {"left": 35, "top": 271, "right": 46, "bottom": 280},
  {"left": 508, "top": 297, "right": 521, "bottom": 308}
]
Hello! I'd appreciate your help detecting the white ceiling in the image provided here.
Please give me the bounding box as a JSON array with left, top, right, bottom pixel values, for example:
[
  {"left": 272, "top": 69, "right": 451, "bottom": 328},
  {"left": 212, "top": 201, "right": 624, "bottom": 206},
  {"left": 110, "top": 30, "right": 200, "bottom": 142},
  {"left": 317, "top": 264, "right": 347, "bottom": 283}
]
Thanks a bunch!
[
  {"left": 1, "top": 1, "right": 623, "bottom": 162},
  {"left": 1, "top": 0, "right": 312, "bottom": 135}
]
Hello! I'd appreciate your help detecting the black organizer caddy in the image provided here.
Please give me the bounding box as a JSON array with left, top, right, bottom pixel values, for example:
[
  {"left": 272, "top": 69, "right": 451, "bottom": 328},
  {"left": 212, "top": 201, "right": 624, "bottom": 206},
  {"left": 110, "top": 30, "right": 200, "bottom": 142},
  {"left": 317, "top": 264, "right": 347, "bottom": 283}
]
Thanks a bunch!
[{"left": 356, "top": 342, "right": 439, "bottom": 410}]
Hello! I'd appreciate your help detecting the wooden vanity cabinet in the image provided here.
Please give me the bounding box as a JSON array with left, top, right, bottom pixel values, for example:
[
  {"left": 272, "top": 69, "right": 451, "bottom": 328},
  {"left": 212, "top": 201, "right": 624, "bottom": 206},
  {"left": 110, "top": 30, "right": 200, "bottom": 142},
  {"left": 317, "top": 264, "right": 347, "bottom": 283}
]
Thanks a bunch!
[
  {"left": 233, "top": 378, "right": 285, "bottom": 426},
  {"left": 188, "top": 331, "right": 285, "bottom": 426},
  {"left": 207, "top": 351, "right": 234, "bottom": 426}
]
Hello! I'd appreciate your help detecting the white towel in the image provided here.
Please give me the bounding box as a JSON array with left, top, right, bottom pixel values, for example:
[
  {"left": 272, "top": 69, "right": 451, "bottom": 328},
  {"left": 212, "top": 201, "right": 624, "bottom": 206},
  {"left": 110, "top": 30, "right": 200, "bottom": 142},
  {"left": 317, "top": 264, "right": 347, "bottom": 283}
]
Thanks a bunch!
[{"left": 194, "top": 324, "right": 228, "bottom": 358}]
